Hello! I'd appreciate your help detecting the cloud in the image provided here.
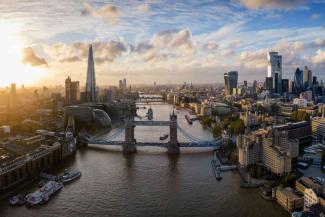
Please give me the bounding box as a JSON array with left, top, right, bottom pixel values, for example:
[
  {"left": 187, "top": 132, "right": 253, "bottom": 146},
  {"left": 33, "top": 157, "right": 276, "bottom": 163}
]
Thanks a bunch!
[
  {"left": 21, "top": 47, "right": 48, "bottom": 67},
  {"left": 81, "top": 2, "right": 118, "bottom": 25},
  {"left": 306, "top": 49, "right": 325, "bottom": 64},
  {"left": 238, "top": 0, "right": 306, "bottom": 9},
  {"left": 310, "top": 13, "right": 321, "bottom": 20},
  {"left": 44, "top": 40, "right": 127, "bottom": 64},
  {"left": 137, "top": 4, "right": 150, "bottom": 13}
]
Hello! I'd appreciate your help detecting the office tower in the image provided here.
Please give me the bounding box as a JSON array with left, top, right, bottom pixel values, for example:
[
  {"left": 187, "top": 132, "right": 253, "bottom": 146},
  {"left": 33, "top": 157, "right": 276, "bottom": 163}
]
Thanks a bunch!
[
  {"left": 224, "top": 71, "right": 238, "bottom": 95},
  {"left": 282, "top": 79, "right": 289, "bottom": 93},
  {"left": 253, "top": 80, "right": 257, "bottom": 93},
  {"left": 85, "top": 44, "right": 97, "bottom": 102},
  {"left": 65, "top": 76, "right": 80, "bottom": 105},
  {"left": 243, "top": 80, "right": 248, "bottom": 89},
  {"left": 288, "top": 80, "right": 293, "bottom": 93},
  {"left": 313, "top": 76, "right": 318, "bottom": 85},
  {"left": 294, "top": 68, "right": 304, "bottom": 94},
  {"left": 303, "top": 66, "right": 313, "bottom": 88},
  {"left": 265, "top": 77, "right": 273, "bottom": 92},
  {"left": 267, "top": 52, "right": 282, "bottom": 93},
  {"left": 123, "top": 78, "right": 127, "bottom": 90},
  {"left": 311, "top": 117, "right": 325, "bottom": 143},
  {"left": 104, "top": 88, "right": 114, "bottom": 103},
  {"left": 119, "top": 80, "right": 123, "bottom": 89},
  {"left": 9, "top": 83, "right": 16, "bottom": 109}
]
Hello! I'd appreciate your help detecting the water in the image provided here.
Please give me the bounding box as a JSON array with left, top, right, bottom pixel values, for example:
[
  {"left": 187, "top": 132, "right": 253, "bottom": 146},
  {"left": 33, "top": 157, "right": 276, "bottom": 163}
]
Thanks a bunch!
[{"left": 0, "top": 104, "right": 288, "bottom": 217}]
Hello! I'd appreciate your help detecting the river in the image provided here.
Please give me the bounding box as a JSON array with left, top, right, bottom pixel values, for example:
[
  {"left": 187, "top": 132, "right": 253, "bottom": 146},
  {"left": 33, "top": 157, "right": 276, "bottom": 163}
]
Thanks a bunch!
[{"left": 0, "top": 103, "right": 288, "bottom": 217}]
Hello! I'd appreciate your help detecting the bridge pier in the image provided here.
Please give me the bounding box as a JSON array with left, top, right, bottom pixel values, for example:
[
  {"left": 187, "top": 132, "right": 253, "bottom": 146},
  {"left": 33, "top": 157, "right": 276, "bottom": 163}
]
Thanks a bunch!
[
  {"left": 123, "top": 121, "right": 136, "bottom": 154},
  {"left": 167, "top": 111, "right": 179, "bottom": 155}
]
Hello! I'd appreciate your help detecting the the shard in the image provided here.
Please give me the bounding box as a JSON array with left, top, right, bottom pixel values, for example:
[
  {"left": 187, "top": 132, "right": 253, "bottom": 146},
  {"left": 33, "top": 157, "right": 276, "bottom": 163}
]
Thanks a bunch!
[{"left": 86, "top": 44, "right": 97, "bottom": 102}]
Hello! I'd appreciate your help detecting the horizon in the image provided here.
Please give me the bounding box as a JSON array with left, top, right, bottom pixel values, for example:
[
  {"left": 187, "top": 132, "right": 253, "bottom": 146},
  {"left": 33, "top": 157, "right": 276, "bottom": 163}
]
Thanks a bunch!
[{"left": 0, "top": 0, "right": 325, "bottom": 87}]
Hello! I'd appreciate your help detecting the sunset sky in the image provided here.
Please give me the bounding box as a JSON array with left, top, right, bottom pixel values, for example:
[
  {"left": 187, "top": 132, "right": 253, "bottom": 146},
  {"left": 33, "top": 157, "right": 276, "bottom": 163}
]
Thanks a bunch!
[{"left": 0, "top": 0, "right": 325, "bottom": 87}]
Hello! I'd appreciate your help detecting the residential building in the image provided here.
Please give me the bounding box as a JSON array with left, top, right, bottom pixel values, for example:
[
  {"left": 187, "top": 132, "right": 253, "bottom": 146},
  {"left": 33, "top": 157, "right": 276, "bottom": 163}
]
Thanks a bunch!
[
  {"left": 276, "top": 187, "right": 304, "bottom": 212},
  {"left": 311, "top": 116, "right": 325, "bottom": 143},
  {"left": 65, "top": 76, "right": 80, "bottom": 105}
]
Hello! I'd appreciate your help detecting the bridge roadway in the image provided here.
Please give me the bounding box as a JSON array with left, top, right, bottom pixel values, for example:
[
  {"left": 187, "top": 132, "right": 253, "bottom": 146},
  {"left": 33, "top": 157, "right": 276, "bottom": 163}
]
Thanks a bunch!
[{"left": 89, "top": 141, "right": 222, "bottom": 148}]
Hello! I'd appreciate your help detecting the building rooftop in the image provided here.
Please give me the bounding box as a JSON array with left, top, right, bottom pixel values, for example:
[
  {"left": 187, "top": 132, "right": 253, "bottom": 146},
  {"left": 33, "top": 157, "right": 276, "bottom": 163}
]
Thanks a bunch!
[{"left": 278, "top": 187, "right": 303, "bottom": 200}]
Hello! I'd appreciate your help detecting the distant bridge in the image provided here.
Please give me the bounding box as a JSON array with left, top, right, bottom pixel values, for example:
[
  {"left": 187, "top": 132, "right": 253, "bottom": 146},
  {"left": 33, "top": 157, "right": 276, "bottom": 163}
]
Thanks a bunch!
[{"left": 86, "top": 112, "right": 224, "bottom": 154}]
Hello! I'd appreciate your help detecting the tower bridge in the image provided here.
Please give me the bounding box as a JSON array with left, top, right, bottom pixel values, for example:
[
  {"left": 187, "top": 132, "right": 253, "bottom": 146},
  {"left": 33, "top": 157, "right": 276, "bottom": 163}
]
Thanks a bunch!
[{"left": 86, "top": 112, "right": 224, "bottom": 154}]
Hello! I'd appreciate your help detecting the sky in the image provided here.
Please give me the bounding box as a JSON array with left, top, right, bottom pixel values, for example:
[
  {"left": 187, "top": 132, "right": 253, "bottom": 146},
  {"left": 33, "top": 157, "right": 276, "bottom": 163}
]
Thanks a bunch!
[{"left": 0, "top": 0, "right": 325, "bottom": 87}]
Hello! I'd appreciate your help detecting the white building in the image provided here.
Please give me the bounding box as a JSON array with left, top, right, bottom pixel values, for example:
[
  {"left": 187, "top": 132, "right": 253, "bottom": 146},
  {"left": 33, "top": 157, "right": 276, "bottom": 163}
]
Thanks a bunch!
[{"left": 293, "top": 97, "right": 307, "bottom": 108}]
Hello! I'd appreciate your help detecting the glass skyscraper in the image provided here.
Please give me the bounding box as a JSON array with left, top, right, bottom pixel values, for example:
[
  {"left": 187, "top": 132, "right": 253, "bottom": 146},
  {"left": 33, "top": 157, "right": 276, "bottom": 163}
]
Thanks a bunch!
[
  {"left": 267, "top": 52, "right": 282, "bottom": 93},
  {"left": 294, "top": 67, "right": 304, "bottom": 94},
  {"left": 86, "top": 44, "right": 97, "bottom": 102},
  {"left": 224, "top": 71, "right": 238, "bottom": 95}
]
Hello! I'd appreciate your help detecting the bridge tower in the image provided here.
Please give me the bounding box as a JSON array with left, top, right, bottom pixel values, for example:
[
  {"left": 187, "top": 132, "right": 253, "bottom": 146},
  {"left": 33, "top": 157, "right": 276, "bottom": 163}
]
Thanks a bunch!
[
  {"left": 123, "top": 119, "right": 136, "bottom": 154},
  {"left": 168, "top": 110, "right": 179, "bottom": 154}
]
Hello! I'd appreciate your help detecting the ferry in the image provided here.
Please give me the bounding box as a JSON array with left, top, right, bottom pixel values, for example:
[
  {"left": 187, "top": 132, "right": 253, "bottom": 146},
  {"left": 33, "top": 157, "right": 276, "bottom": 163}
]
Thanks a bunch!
[
  {"left": 159, "top": 134, "right": 169, "bottom": 140},
  {"left": 147, "top": 107, "right": 153, "bottom": 120},
  {"left": 61, "top": 169, "right": 81, "bottom": 183},
  {"left": 9, "top": 194, "right": 25, "bottom": 206},
  {"left": 185, "top": 115, "right": 193, "bottom": 125},
  {"left": 25, "top": 181, "right": 63, "bottom": 207}
]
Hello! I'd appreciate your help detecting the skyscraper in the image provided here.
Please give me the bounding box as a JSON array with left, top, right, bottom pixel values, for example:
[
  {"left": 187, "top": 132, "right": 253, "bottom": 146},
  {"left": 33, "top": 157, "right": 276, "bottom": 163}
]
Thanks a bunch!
[
  {"left": 65, "top": 76, "right": 80, "bottom": 105},
  {"left": 224, "top": 71, "right": 238, "bottom": 95},
  {"left": 294, "top": 68, "right": 304, "bottom": 94},
  {"left": 123, "top": 78, "right": 127, "bottom": 90},
  {"left": 85, "top": 44, "right": 96, "bottom": 102},
  {"left": 303, "top": 66, "right": 312, "bottom": 88},
  {"left": 267, "top": 52, "right": 282, "bottom": 93},
  {"left": 265, "top": 77, "right": 273, "bottom": 92}
]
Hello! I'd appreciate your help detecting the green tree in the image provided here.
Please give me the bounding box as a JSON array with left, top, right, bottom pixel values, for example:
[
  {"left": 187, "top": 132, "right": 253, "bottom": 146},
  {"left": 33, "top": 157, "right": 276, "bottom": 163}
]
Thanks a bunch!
[
  {"left": 291, "top": 111, "right": 310, "bottom": 122},
  {"left": 202, "top": 116, "right": 213, "bottom": 127},
  {"left": 212, "top": 124, "right": 222, "bottom": 138},
  {"left": 230, "top": 119, "right": 245, "bottom": 135},
  {"left": 256, "top": 104, "right": 266, "bottom": 114},
  {"left": 271, "top": 103, "right": 280, "bottom": 115}
]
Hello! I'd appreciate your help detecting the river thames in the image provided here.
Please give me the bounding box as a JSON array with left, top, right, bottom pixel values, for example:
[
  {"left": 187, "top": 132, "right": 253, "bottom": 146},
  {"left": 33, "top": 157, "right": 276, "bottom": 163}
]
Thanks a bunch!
[{"left": 0, "top": 104, "right": 288, "bottom": 217}]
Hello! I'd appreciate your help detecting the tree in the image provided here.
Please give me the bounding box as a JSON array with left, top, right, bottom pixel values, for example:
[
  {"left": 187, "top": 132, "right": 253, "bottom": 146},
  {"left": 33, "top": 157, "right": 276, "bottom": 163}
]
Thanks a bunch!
[
  {"left": 202, "top": 116, "right": 213, "bottom": 127},
  {"left": 256, "top": 104, "right": 266, "bottom": 114},
  {"left": 271, "top": 103, "right": 280, "bottom": 115},
  {"left": 291, "top": 111, "right": 310, "bottom": 122},
  {"left": 230, "top": 119, "right": 245, "bottom": 135},
  {"left": 212, "top": 124, "right": 222, "bottom": 138}
]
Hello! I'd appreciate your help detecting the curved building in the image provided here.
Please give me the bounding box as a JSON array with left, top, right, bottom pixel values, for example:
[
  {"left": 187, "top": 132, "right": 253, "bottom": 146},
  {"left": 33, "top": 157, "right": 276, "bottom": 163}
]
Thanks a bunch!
[
  {"left": 294, "top": 68, "right": 304, "bottom": 94},
  {"left": 224, "top": 71, "right": 238, "bottom": 95}
]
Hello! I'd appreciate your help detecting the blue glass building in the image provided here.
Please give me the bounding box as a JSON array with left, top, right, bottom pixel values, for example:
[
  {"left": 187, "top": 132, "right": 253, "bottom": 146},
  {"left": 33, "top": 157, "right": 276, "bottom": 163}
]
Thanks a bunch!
[{"left": 294, "top": 68, "right": 304, "bottom": 94}]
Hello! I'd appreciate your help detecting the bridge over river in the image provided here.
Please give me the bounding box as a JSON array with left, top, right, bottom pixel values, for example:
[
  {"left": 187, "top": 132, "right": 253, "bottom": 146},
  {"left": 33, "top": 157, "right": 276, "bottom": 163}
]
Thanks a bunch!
[{"left": 85, "top": 111, "right": 224, "bottom": 154}]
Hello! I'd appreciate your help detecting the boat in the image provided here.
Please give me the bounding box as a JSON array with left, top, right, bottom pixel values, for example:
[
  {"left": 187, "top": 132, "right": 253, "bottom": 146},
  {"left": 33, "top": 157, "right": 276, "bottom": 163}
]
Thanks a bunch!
[
  {"left": 60, "top": 169, "right": 81, "bottom": 183},
  {"left": 185, "top": 115, "right": 193, "bottom": 125},
  {"left": 9, "top": 194, "right": 25, "bottom": 206},
  {"left": 25, "top": 181, "right": 63, "bottom": 207},
  {"left": 159, "top": 134, "right": 169, "bottom": 140}
]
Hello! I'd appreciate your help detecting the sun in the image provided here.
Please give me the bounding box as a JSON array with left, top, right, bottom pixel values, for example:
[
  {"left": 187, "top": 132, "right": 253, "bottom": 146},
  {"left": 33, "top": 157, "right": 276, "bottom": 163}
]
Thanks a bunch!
[{"left": 0, "top": 21, "right": 47, "bottom": 87}]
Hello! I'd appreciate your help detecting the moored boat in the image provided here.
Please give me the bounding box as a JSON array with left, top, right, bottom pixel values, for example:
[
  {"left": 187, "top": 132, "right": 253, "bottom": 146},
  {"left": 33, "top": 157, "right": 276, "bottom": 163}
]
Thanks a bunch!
[
  {"left": 61, "top": 169, "right": 81, "bottom": 183},
  {"left": 25, "top": 181, "right": 63, "bottom": 207},
  {"left": 9, "top": 194, "right": 25, "bottom": 206}
]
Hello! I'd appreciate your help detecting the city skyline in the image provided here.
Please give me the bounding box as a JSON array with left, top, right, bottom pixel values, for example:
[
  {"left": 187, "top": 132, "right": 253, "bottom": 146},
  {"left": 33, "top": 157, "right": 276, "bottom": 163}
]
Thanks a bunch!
[{"left": 0, "top": 0, "right": 325, "bottom": 87}]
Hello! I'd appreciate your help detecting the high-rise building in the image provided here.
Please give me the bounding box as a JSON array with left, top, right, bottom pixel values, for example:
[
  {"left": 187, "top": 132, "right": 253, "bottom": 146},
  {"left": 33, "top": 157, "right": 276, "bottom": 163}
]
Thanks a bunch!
[
  {"left": 85, "top": 44, "right": 97, "bottom": 102},
  {"left": 282, "top": 79, "right": 289, "bottom": 93},
  {"left": 224, "top": 71, "right": 238, "bottom": 95},
  {"left": 294, "top": 68, "right": 304, "bottom": 94},
  {"left": 303, "top": 66, "right": 313, "bottom": 88},
  {"left": 311, "top": 117, "right": 325, "bottom": 143},
  {"left": 65, "top": 76, "right": 80, "bottom": 105},
  {"left": 267, "top": 52, "right": 282, "bottom": 93},
  {"left": 9, "top": 83, "right": 16, "bottom": 109},
  {"left": 122, "top": 78, "right": 127, "bottom": 90},
  {"left": 119, "top": 80, "right": 123, "bottom": 89},
  {"left": 265, "top": 77, "right": 273, "bottom": 92}
]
